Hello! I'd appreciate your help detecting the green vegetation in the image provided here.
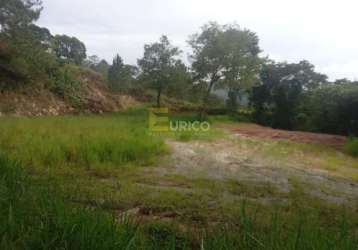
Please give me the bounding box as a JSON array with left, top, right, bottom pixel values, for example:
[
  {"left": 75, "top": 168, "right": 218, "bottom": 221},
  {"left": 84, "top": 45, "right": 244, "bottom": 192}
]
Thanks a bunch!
[
  {"left": 189, "top": 22, "right": 261, "bottom": 115},
  {"left": 53, "top": 35, "right": 87, "bottom": 65},
  {"left": 251, "top": 60, "right": 327, "bottom": 130},
  {"left": 302, "top": 83, "right": 358, "bottom": 135},
  {"left": 1, "top": 1, "right": 358, "bottom": 249},
  {"left": 138, "top": 35, "right": 187, "bottom": 108},
  {"left": 250, "top": 61, "right": 358, "bottom": 135},
  {"left": 1, "top": 152, "right": 357, "bottom": 249},
  {"left": 0, "top": 109, "right": 357, "bottom": 249},
  {"left": 0, "top": 155, "right": 131, "bottom": 250},
  {"left": 345, "top": 137, "right": 358, "bottom": 157},
  {"left": 0, "top": 109, "right": 165, "bottom": 170},
  {"left": 108, "top": 54, "right": 138, "bottom": 91},
  {"left": 3, "top": 1, "right": 358, "bottom": 136}
]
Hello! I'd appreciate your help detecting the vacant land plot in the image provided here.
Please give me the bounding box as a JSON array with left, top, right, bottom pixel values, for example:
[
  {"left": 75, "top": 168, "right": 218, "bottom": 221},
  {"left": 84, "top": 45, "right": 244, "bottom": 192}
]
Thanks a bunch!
[{"left": 0, "top": 109, "right": 357, "bottom": 249}]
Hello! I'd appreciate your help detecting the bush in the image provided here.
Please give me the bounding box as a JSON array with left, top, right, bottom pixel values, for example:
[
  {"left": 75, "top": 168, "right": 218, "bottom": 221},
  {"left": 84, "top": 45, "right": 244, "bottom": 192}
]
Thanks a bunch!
[
  {"left": 51, "top": 64, "right": 84, "bottom": 107},
  {"left": 0, "top": 35, "right": 59, "bottom": 90}
]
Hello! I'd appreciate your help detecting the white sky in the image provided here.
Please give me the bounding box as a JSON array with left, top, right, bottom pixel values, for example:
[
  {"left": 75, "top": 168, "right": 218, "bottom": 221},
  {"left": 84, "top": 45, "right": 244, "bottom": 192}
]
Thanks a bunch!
[{"left": 37, "top": 0, "right": 358, "bottom": 81}]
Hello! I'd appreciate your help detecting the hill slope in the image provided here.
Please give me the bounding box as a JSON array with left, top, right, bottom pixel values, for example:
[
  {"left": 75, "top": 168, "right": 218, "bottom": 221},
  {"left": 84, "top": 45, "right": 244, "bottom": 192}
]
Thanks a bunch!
[{"left": 0, "top": 69, "right": 137, "bottom": 117}]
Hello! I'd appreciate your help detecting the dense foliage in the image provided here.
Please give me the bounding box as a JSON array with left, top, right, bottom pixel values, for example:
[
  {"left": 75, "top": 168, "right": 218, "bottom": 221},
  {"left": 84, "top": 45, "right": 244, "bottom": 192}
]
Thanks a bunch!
[
  {"left": 301, "top": 81, "right": 358, "bottom": 135},
  {"left": 138, "top": 35, "right": 183, "bottom": 107},
  {"left": 108, "top": 54, "right": 138, "bottom": 91},
  {"left": 189, "top": 22, "right": 261, "bottom": 114},
  {"left": 53, "top": 34, "right": 87, "bottom": 65},
  {"left": 251, "top": 60, "right": 327, "bottom": 130},
  {"left": 250, "top": 62, "right": 358, "bottom": 135},
  {"left": 0, "top": 0, "right": 91, "bottom": 108}
]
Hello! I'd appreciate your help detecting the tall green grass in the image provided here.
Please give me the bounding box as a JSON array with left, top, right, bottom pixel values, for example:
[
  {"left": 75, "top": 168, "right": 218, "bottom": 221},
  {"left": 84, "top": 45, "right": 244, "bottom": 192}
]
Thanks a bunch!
[
  {"left": 0, "top": 109, "right": 165, "bottom": 169},
  {"left": 0, "top": 154, "right": 188, "bottom": 249},
  {"left": 0, "top": 109, "right": 357, "bottom": 249},
  {"left": 202, "top": 207, "right": 357, "bottom": 249},
  {"left": 0, "top": 154, "right": 356, "bottom": 249}
]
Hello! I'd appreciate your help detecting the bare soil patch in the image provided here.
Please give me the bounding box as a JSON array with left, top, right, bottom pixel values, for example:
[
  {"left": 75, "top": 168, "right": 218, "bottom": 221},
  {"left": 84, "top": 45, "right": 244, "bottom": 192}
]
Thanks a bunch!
[
  {"left": 0, "top": 74, "right": 138, "bottom": 117},
  {"left": 163, "top": 136, "right": 358, "bottom": 206},
  {"left": 218, "top": 123, "right": 347, "bottom": 146}
]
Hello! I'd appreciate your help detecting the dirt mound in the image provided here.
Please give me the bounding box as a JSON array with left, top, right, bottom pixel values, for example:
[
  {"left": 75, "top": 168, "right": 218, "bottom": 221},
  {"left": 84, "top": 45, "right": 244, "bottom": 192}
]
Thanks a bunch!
[
  {"left": 0, "top": 89, "right": 73, "bottom": 116},
  {"left": 219, "top": 123, "right": 347, "bottom": 146},
  {"left": 79, "top": 72, "right": 138, "bottom": 114},
  {"left": 0, "top": 71, "right": 138, "bottom": 117}
]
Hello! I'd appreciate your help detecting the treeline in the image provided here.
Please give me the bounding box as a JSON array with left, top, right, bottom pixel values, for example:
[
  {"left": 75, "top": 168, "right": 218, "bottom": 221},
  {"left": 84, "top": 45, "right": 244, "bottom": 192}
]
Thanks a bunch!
[
  {"left": 1, "top": 1, "right": 358, "bottom": 135},
  {"left": 251, "top": 61, "right": 358, "bottom": 135},
  {"left": 0, "top": 0, "right": 92, "bottom": 107}
]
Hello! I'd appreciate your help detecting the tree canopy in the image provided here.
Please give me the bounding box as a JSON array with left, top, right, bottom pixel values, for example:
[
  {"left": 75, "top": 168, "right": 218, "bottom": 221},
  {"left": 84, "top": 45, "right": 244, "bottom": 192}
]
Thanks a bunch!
[
  {"left": 53, "top": 35, "right": 87, "bottom": 65},
  {"left": 189, "top": 22, "right": 261, "bottom": 113},
  {"left": 108, "top": 54, "right": 138, "bottom": 91},
  {"left": 0, "top": 0, "right": 42, "bottom": 34},
  {"left": 138, "top": 35, "right": 182, "bottom": 107},
  {"left": 251, "top": 60, "right": 328, "bottom": 129}
]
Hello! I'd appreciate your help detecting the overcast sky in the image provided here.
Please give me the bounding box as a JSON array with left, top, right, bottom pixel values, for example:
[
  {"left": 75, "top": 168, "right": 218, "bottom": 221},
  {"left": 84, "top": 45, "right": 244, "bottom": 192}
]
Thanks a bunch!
[{"left": 37, "top": 0, "right": 358, "bottom": 81}]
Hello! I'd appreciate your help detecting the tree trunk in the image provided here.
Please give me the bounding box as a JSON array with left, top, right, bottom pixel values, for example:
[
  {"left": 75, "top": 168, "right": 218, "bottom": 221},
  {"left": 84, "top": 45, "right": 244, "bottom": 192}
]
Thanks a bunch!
[
  {"left": 199, "top": 80, "right": 215, "bottom": 120},
  {"left": 227, "top": 88, "right": 240, "bottom": 115}
]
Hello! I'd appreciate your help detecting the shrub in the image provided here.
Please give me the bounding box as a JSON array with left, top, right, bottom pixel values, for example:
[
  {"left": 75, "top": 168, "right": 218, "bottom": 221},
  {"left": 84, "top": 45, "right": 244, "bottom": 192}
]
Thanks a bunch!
[{"left": 51, "top": 64, "right": 84, "bottom": 107}]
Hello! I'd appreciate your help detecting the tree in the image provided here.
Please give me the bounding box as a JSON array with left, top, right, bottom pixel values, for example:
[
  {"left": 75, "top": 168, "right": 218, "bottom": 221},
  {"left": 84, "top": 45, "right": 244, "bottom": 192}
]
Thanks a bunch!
[
  {"left": 138, "top": 35, "right": 181, "bottom": 107},
  {"left": 83, "top": 56, "right": 110, "bottom": 78},
  {"left": 108, "top": 54, "right": 124, "bottom": 89},
  {"left": 165, "top": 60, "right": 192, "bottom": 99},
  {"left": 0, "top": 1, "right": 59, "bottom": 89},
  {"left": 0, "top": 0, "right": 42, "bottom": 34},
  {"left": 108, "top": 54, "right": 138, "bottom": 91},
  {"left": 251, "top": 60, "right": 328, "bottom": 129},
  {"left": 334, "top": 78, "right": 358, "bottom": 85},
  {"left": 95, "top": 59, "right": 110, "bottom": 78},
  {"left": 86, "top": 55, "right": 100, "bottom": 67},
  {"left": 28, "top": 24, "right": 52, "bottom": 49},
  {"left": 189, "top": 22, "right": 261, "bottom": 115},
  {"left": 299, "top": 81, "right": 358, "bottom": 135},
  {"left": 52, "top": 35, "right": 87, "bottom": 65}
]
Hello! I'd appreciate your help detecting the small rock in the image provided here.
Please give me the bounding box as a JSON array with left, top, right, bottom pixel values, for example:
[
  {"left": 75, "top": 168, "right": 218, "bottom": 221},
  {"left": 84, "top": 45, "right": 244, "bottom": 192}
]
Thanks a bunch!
[{"left": 122, "top": 207, "right": 140, "bottom": 217}]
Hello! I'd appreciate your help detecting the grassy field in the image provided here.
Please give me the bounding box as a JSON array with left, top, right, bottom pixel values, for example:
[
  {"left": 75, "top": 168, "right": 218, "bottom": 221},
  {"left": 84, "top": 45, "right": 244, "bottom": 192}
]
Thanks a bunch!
[{"left": 0, "top": 108, "right": 357, "bottom": 249}]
